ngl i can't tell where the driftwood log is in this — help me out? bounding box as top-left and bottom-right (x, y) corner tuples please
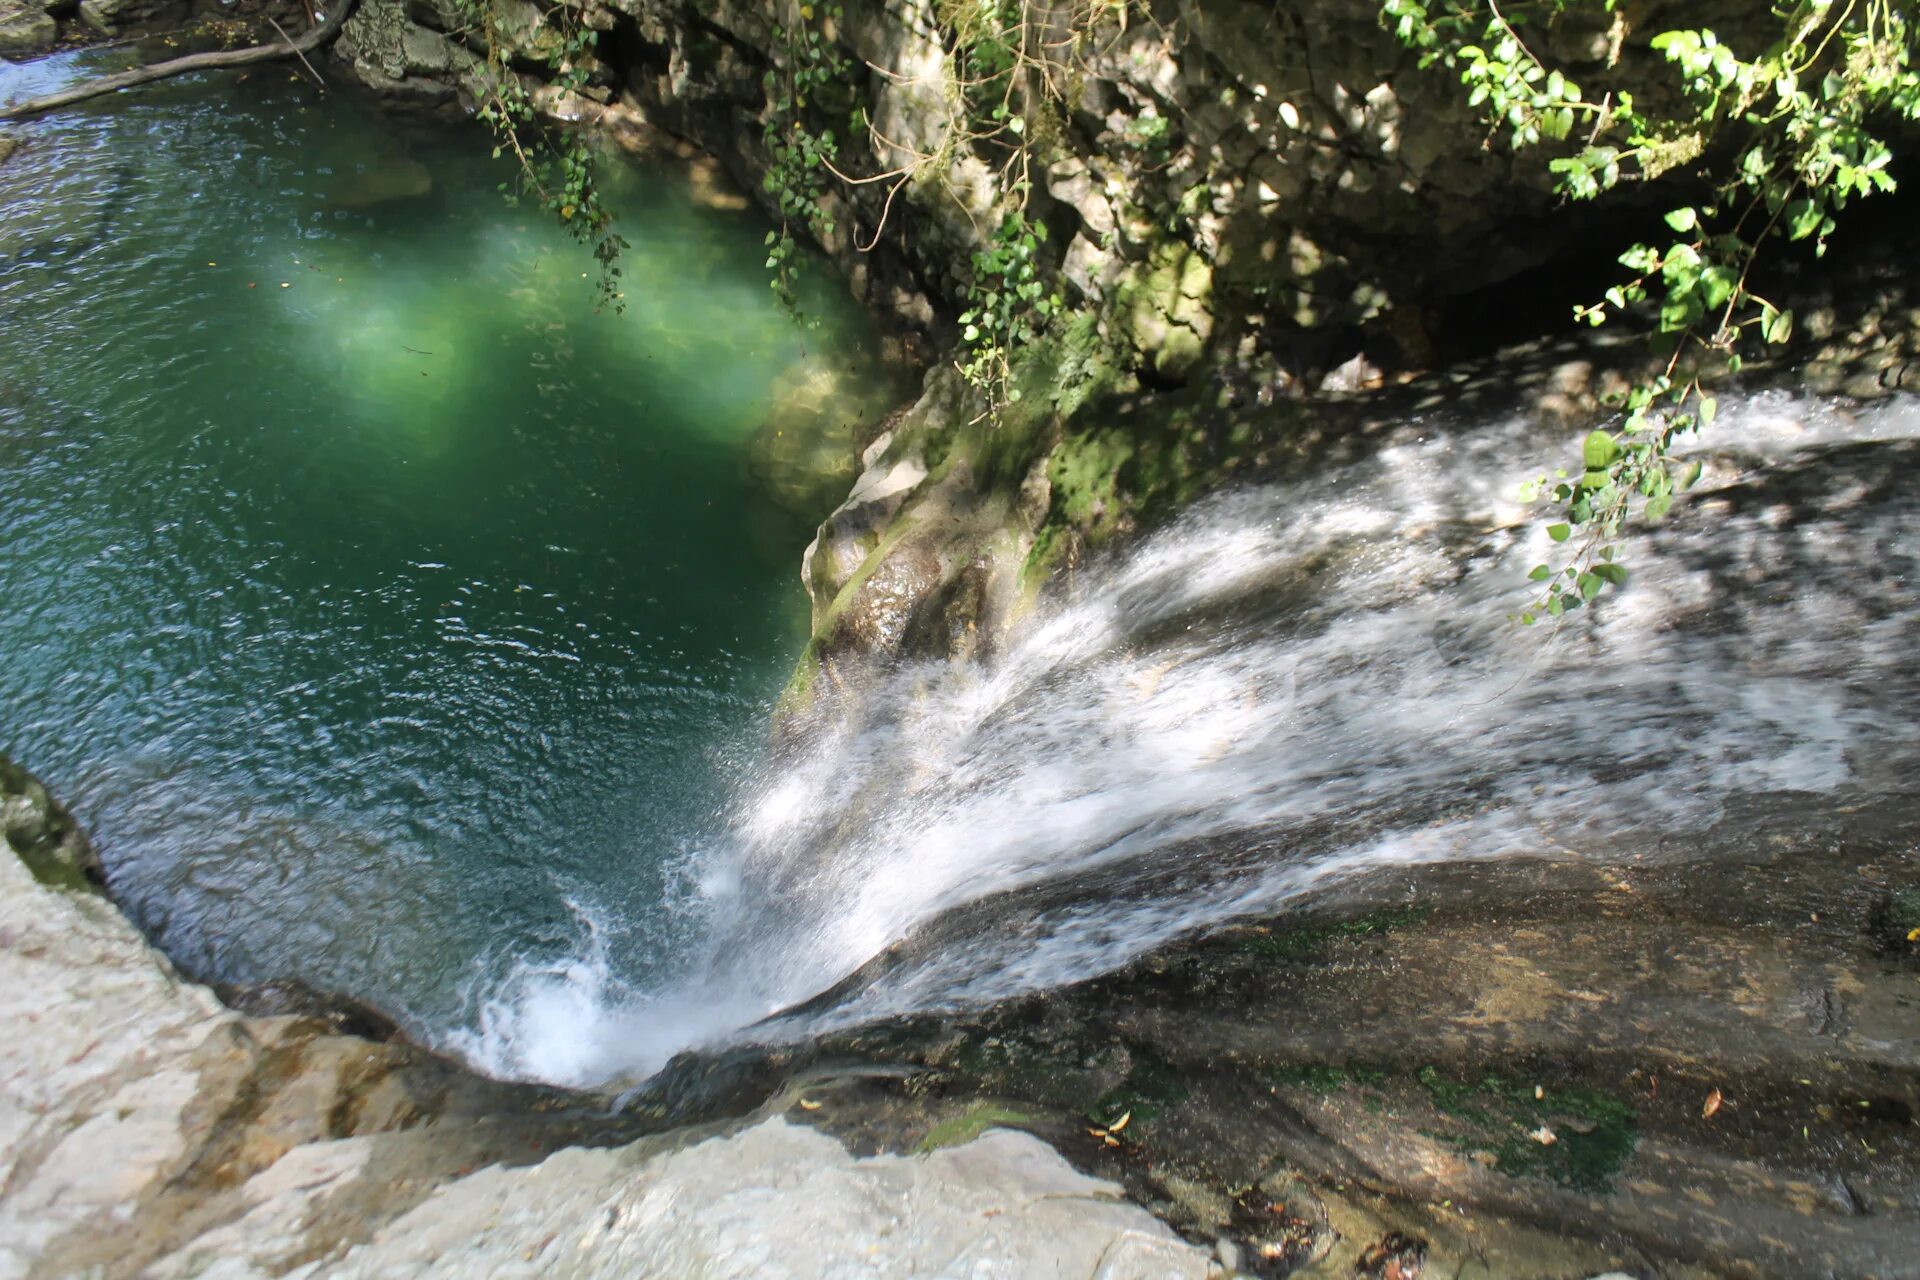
(0, 0), (360, 122)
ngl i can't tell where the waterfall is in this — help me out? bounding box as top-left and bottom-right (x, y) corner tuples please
(457, 388), (1920, 1087)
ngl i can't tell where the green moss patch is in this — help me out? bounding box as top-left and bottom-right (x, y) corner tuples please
(1887, 887), (1920, 935)
(1418, 1067), (1638, 1195)
(1238, 904), (1433, 960)
(1088, 1052), (1191, 1128)
(916, 1101), (1034, 1153)
(1268, 1063), (1389, 1094)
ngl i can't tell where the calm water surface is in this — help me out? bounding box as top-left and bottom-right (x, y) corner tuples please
(0, 54), (896, 1040)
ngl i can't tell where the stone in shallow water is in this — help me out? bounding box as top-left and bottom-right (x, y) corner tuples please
(75, 0), (184, 35)
(0, 0), (56, 55)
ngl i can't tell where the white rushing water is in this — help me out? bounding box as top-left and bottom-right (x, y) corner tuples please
(455, 389), (1920, 1087)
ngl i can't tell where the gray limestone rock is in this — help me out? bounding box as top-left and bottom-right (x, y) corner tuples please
(75, 0), (185, 35)
(0, 0), (55, 55)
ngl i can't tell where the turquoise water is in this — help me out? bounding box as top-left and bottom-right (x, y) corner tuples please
(0, 56), (897, 1038)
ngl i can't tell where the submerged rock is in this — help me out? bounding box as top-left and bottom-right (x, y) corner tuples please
(322, 155), (434, 206)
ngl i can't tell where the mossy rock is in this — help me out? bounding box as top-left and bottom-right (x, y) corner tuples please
(0, 755), (103, 892)
(1417, 1067), (1638, 1195)
(1237, 904), (1433, 960)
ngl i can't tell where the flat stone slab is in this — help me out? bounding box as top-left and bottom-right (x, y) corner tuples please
(295, 1120), (1209, 1280)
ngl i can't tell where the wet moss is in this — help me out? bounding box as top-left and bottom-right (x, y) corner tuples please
(1418, 1067), (1638, 1195)
(1892, 889), (1920, 932)
(916, 1101), (1034, 1153)
(1268, 1063), (1388, 1094)
(2, 756), (102, 892)
(1867, 886), (1920, 958)
(1238, 904), (1433, 960)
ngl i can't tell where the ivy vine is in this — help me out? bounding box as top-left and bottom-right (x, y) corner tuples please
(1383, 0), (1920, 620)
(958, 203), (1062, 419)
(452, 0), (629, 311)
(762, 3), (858, 315)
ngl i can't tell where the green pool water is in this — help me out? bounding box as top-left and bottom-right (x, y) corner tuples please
(0, 55), (898, 1043)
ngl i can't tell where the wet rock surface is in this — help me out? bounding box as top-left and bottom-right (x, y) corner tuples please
(639, 798), (1920, 1278)
(0, 756), (1217, 1279)
(1, 752), (99, 889)
(0, 765), (627, 1279)
(75, 0), (187, 37)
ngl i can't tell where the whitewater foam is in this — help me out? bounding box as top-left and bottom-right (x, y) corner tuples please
(460, 390), (1920, 1087)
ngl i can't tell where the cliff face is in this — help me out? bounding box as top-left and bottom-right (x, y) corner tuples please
(327, 0), (1580, 709)
(343, 0), (1608, 372)
(341, 0), (1806, 361)
(323, 0), (1915, 714)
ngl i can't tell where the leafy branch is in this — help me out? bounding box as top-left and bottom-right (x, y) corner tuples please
(762, 2), (857, 315)
(1384, 0), (1920, 620)
(760, 0), (1136, 416)
(451, 0), (628, 311)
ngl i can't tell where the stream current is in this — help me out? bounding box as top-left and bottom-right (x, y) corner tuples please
(473, 390), (1920, 1085)
(4, 54), (1917, 1091)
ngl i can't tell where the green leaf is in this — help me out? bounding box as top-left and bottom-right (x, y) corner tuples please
(1785, 198), (1824, 240)
(1698, 395), (1718, 425)
(1593, 562), (1629, 585)
(1583, 431), (1621, 469)
(1547, 522), (1572, 543)
(1664, 206), (1699, 232)
(1698, 264), (1737, 312)
(1529, 563), (1553, 581)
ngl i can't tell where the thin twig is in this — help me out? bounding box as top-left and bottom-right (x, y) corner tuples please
(266, 16), (327, 90)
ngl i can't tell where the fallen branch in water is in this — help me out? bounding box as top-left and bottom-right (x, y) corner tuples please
(0, 0), (359, 122)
